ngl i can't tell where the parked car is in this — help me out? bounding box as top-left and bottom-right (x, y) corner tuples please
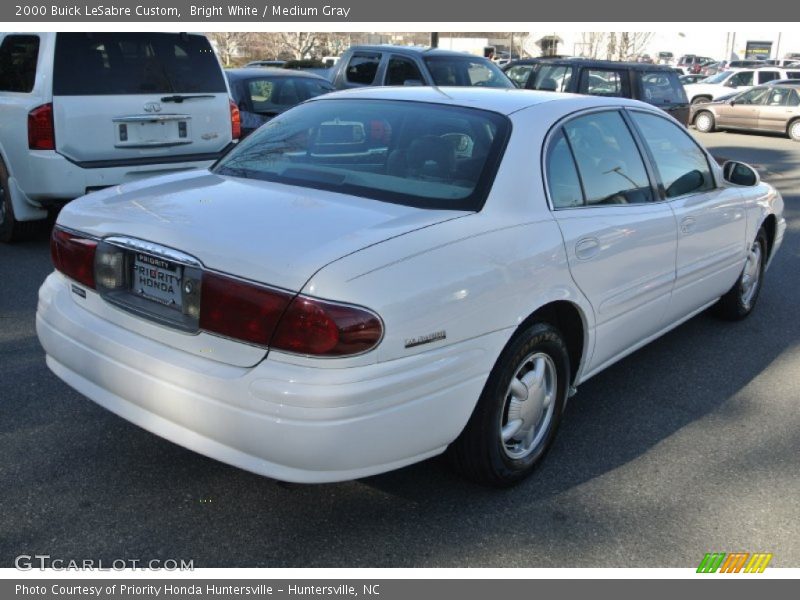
(245, 60), (287, 68)
(37, 88), (785, 486)
(676, 55), (716, 74)
(0, 32), (238, 242)
(656, 51), (674, 65)
(684, 67), (800, 104)
(503, 58), (690, 125)
(680, 74), (707, 85)
(328, 45), (514, 90)
(692, 81), (800, 140)
(226, 68), (333, 137)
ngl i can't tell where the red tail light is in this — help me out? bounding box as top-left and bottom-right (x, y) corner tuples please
(28, 103), (55, 150)
(50, 228), (97, 289)
(200, 272), (292, 346)
(272, 296), (383, 356)
(200, 272), (383, 356)
(229, 99), (241, 140)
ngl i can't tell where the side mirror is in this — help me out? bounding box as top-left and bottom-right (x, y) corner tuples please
(722, 160), (760, 187)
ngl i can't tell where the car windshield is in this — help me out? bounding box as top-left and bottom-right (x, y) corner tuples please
(213, 99), (510, 211)
(703, 71), (732, 84)
(423, 56), (513, 88)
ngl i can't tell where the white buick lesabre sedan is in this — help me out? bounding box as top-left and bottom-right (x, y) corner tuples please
(37, 87), (785, 486)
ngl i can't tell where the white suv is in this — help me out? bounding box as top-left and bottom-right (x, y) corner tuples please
(684, 67), (800, 104)
(0, 32), (240, 242)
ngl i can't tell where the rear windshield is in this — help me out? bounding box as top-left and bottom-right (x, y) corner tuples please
(53, 33), (226, 95)
(639, 72), (687, 105)
(213, 99), (510, 211)
(238, 76), (333, 114)
(423, 56), (513, 88)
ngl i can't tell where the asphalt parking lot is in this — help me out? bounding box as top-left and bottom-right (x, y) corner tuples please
(1, 130), (798, 568)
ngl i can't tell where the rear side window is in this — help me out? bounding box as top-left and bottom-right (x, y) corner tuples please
(630, 111), (714, 199)
(639, 72), (687, 105)
(563, 111), (652, 205)
(785, 89), (800, 107)
(579, 69), (629, 98)
(53, 33), (226, 95)
(0, 34), (39, 93)
(532, 64), (571, 92)
(345, 53), (381, 85)
(758, 71), (780, 84)
(787, 71), (800, 79)
(545, 130), (583, 208)
(385, 57), (423, 86)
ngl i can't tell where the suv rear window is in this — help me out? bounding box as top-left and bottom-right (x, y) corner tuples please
(213, 99), (510, 211)
(53, 33), (226, 95)
(0, 34), (39, 93)
(639, 72), (687, 105)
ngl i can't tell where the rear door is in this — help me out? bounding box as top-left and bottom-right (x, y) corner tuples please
(51, 33), (232, 165)
(757, 87), (800, 131)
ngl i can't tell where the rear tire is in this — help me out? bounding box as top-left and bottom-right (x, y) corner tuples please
(715, 228), (767, 320)
(789, 119), (800, 142)
(0, 160), (42, 243)
(448, 322), (570, 487)
(694, 111), (716, 133)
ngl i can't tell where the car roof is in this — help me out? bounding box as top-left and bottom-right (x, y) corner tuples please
(225, 68), (330, 81)
(766, 79), (800, 86)
(308, 85), (655, 116)
(503, 58), (679, 72)
(346, 44), (481, 58)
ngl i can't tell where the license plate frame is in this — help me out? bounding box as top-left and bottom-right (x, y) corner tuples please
(131, 252), (184, 312)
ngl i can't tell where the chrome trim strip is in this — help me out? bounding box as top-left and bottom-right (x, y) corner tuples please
(103, 236), (203, 267)
(112, 114), (192, 122)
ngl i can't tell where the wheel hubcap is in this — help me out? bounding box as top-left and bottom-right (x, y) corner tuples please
(500, 352), (557, 460)
(740, 240), (762, 308)
(792, 122), (800, 140)
(697, 115), (711, 130)
(0, 183), (6, 226)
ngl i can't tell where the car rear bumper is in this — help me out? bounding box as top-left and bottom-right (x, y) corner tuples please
(15, 149), (229, 207)
(36, 272), (501, 483)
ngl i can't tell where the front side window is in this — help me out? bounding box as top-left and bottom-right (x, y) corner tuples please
(727, 71), (754, 87)
(735, 86), (770, 105)
(385, 57), (423, 86)
(0, 34), (39, 93)
(630, 111), (714, 199)
(562, 111), (652, 205)
(505, 64), (533, 88)
(579, 69), (628, 97)
(345, 53), (381, 85)
(213, 99), (510, 211)
(532, 65), (571, 92)
(53, 33), (226, 95)
(424, 56), (513, 88)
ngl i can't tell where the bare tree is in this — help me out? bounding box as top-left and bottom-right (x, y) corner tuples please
(207, 32), (255, 66)
(278, 32), (320, 59)
(606, 32), (617, 61)
(578, 32), (607, 58)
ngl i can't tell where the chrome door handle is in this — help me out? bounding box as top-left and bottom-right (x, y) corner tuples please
(575, 237), (600, 260)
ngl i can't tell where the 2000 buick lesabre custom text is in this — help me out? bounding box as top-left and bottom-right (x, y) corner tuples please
(36, 88), (785, 486)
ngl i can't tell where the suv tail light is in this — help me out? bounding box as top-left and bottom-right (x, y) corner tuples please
(229, 99), (241, 140)
(28, 103), (55, 150)
(199, 272), (383, 356)
(50, 228), (97, 289)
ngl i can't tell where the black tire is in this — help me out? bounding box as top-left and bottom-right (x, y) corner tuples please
(715, 228), (768, 320)
(694, 111), (716, 133)
(448, 322), (570, 487)
(0, 160), (42, 243)
(691, 96), (711, 105)
(788, 119), (800, 142)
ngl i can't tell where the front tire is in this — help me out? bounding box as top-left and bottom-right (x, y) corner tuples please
(691, 96), (711, 105)
(694, 111), (716, 133)
(448, 322), (570, 487)
(715, 228), (767, 320)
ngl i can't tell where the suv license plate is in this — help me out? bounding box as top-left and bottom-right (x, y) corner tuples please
(131, 252), (183, 310)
